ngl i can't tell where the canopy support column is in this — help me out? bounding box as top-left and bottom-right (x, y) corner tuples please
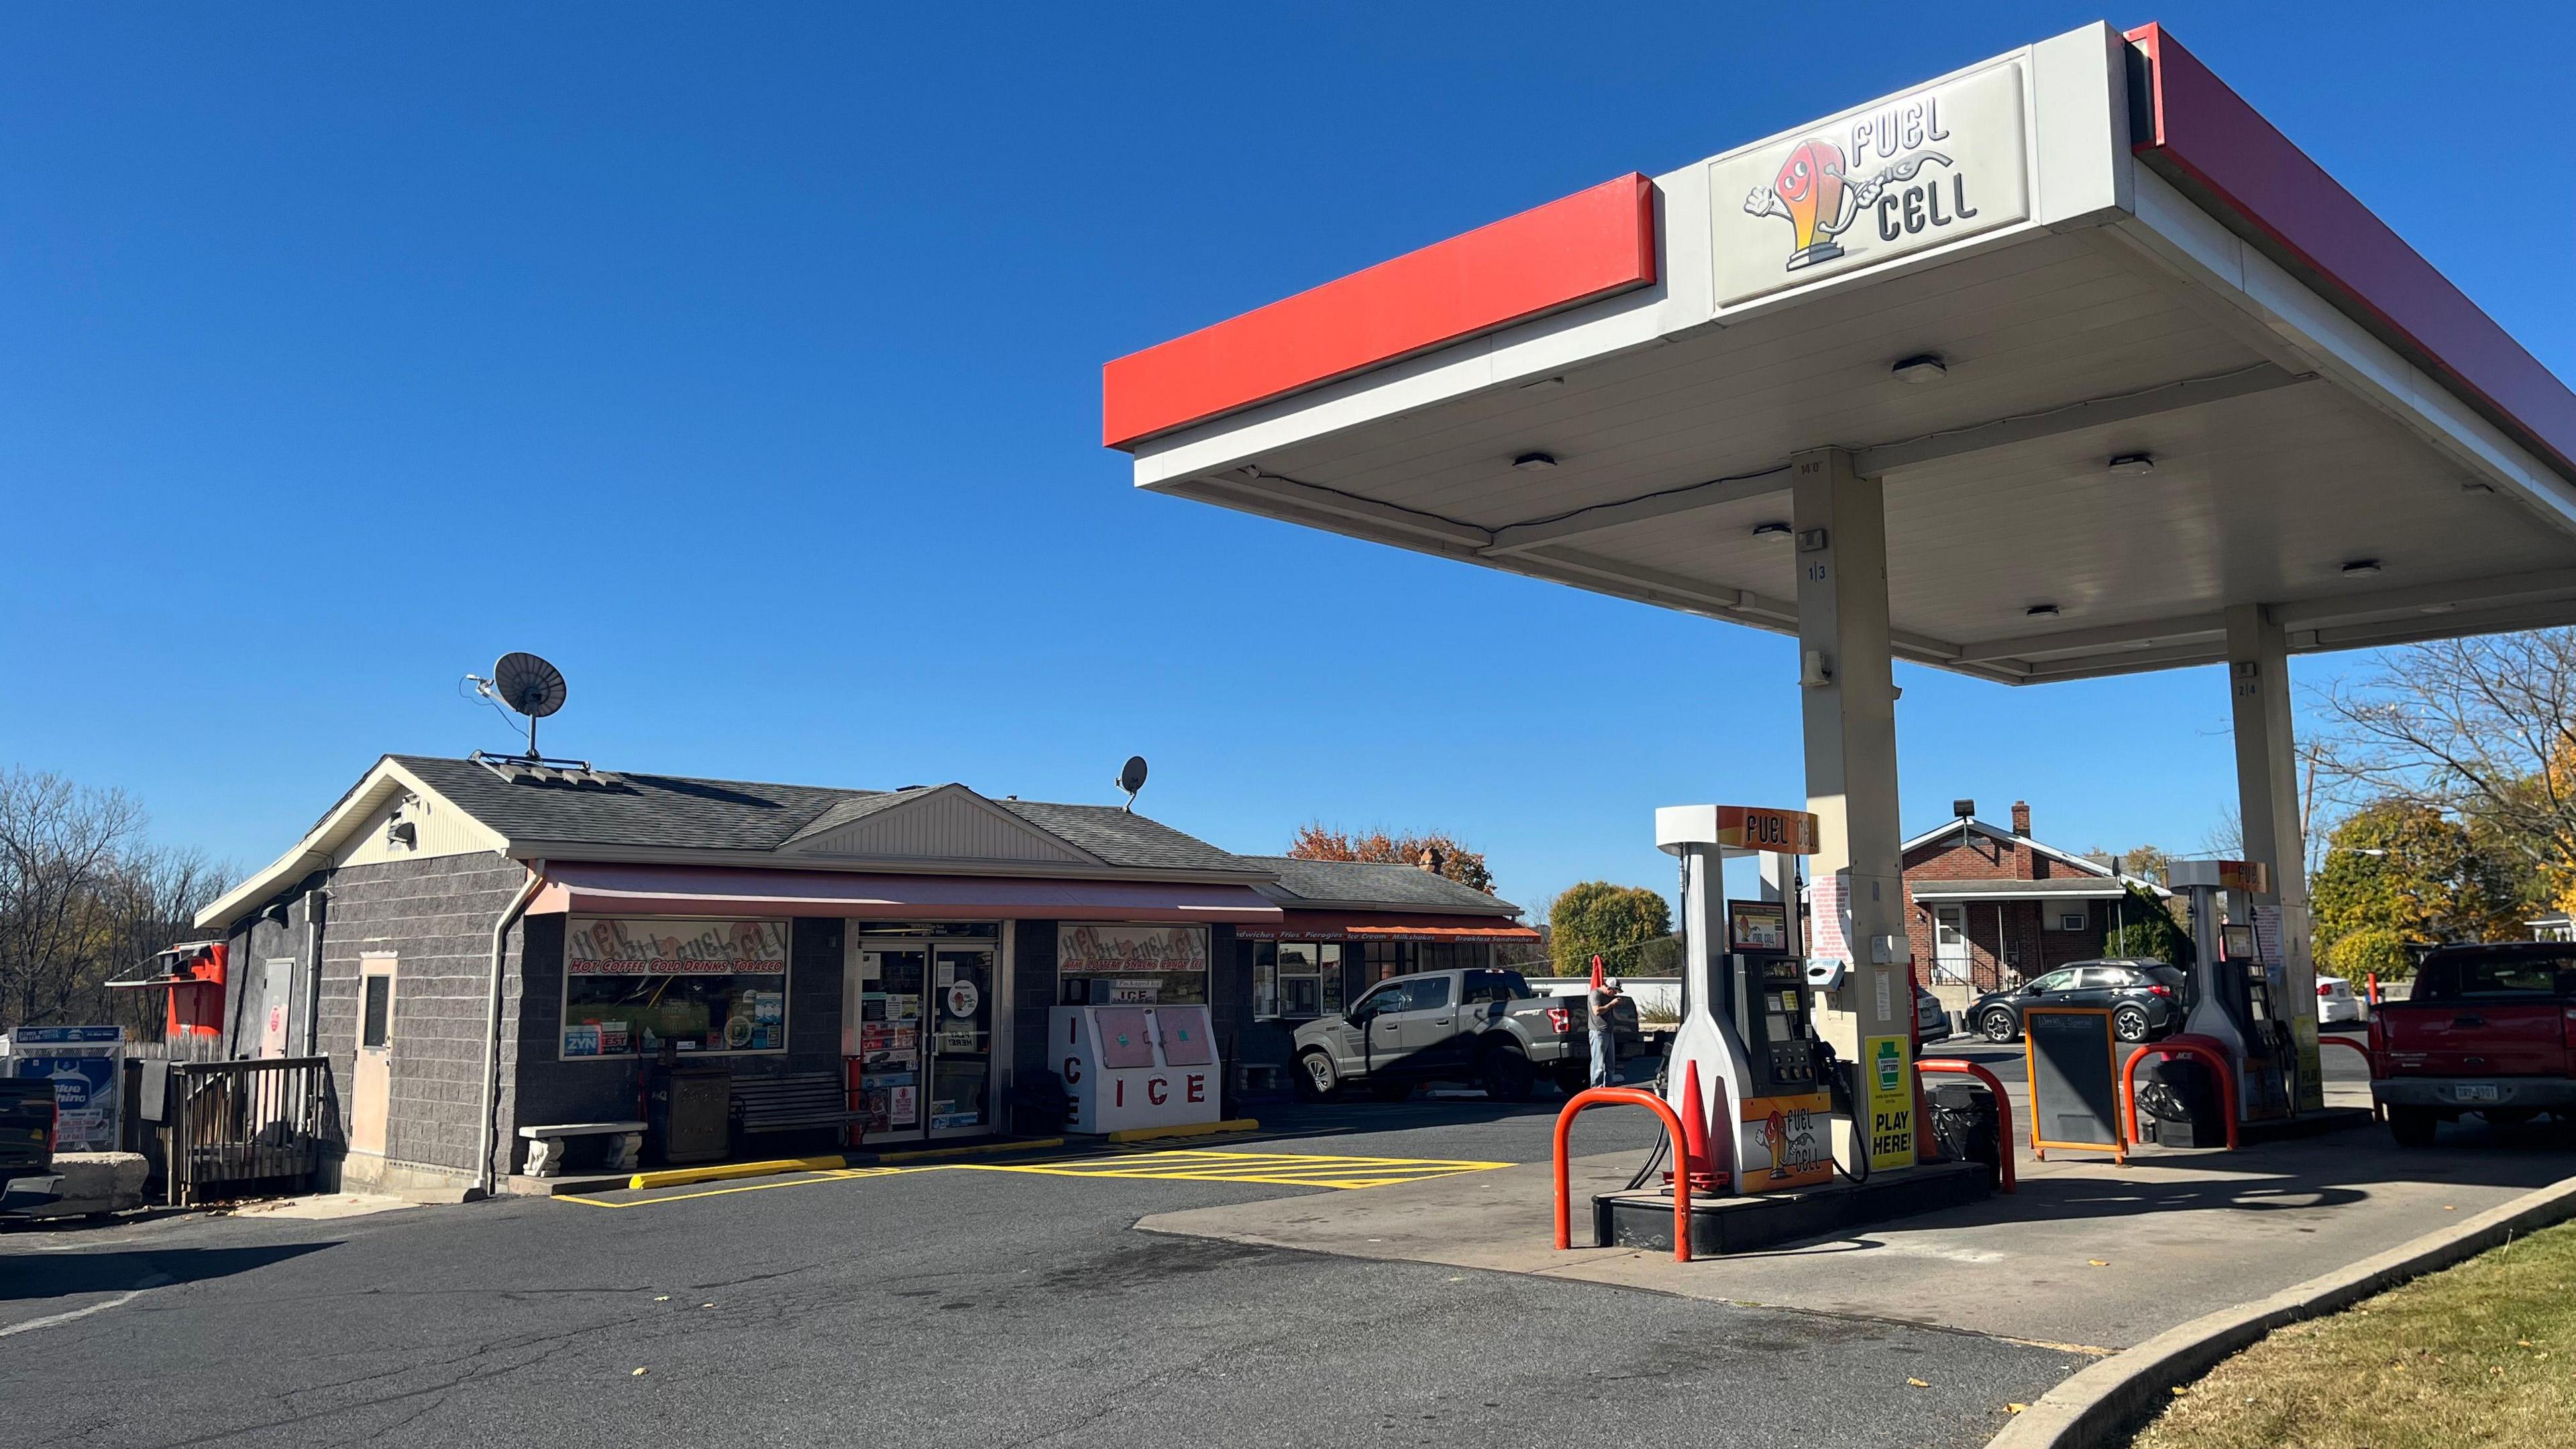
(2225, 604), (2325, 1108)
(1792, 447), (1917, 1171)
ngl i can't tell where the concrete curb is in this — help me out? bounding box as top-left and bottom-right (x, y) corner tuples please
(1988, 1168), (2576, 1449)
(1106, 1119), (1260, 1144)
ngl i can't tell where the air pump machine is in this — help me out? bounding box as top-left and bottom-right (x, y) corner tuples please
(2165, 859), (2298, 1122)
(1656, 804), (1837, 1193)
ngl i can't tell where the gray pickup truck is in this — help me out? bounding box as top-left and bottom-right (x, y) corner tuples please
(1, 1077), (60, 1217)
(1291, 967), (1638, 1102)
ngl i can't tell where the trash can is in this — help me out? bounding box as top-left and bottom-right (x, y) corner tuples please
(1927, 1081), (2001, 1187)
(649, 1059), (731, 1165)
(2134, 1055), (2225, 1147)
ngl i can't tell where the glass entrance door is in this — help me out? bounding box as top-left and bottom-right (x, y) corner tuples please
(855, 945), (928, 1145)
(926, 945), (995, 1138)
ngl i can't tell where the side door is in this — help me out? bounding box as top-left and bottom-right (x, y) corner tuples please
(1389, 973), (1462, 1073)
(1343, 982), (1405, 1075)
(2064, 966), (2125, 1012)
(1932, 907), (1971, 983)
(350, 954), (398, 1159)
(2019, 968), (2078, 1021)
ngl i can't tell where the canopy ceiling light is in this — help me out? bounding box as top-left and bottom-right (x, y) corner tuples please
(1890, 353), (1949, 384)
(2025, 604), (2061, 619)
(2341, 558), (2383, 576)
(1751, 521), (1792, 538)
(2106, 453), (2157, 477)
(1513, 451), (1557, 471)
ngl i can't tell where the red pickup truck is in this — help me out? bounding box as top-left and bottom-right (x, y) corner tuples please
(2371, 944), (2576, 1146)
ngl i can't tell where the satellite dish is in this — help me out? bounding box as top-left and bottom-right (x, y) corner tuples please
(470, 652), (568, 757)
(1116, 755), (1148, 811)
(494, 653), (568, 718)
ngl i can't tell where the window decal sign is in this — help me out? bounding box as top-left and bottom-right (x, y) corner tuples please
(1057, 924), (1208, 975)
(1713, 61), (2029, 306)
(568, 919), (788, 976)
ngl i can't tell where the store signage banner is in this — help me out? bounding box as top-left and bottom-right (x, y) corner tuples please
(1712, 60), (2028, 307)
(7, 1029), (122, 1153)
(1058, 924), (1208, 975)
(568, 918), (788, 976)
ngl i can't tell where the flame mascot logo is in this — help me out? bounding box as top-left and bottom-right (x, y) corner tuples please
(1760, 1109), (1790, 1180)
(1746, 139), (1953, 271)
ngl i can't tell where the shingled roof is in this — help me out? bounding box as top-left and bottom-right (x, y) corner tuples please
(387, 755), (1260, 875)
(1245, 855), (1522, 916)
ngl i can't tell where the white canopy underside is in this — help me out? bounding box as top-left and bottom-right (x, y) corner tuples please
(1142, 219), (2576, 684)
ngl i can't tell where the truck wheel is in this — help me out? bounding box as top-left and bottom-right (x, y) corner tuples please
(2389, 1106), (2438, 1148)
(1481, 1044), (1536, 1102)
(1295, 1051), (1339, 1102)
(1980, 1009), (2018, 1044)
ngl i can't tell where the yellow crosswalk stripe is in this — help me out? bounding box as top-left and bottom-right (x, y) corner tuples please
(558, 1146), (1511, 1208)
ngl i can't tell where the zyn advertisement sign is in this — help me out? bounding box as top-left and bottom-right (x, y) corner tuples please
(1713, 61), (2028, 307)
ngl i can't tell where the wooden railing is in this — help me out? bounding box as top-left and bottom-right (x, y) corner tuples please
(166, 1057), (331, 1205)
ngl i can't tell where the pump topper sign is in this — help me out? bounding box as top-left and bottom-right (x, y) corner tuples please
(1713, 62), (2028, 307)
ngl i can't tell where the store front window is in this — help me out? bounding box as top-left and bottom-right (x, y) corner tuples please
(561, 918), (788, 1059)
(1251, 942), (1344, 1020)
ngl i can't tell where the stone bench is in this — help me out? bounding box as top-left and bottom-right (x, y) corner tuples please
(517, 1120), (646, 1177)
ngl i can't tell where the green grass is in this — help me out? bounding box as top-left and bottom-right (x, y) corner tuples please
(2126, 1218), (2576, 1449)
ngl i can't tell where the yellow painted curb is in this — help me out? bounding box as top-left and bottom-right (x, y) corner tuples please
(625, 1155), (847, 1191)
(870, 1136), (1065, 1164)
(1105, 1118), (1260, 1144)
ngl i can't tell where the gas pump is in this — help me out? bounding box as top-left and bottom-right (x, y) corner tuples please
(2167, 859), (2296, 1122)
(1658, 805), (1835, 1193)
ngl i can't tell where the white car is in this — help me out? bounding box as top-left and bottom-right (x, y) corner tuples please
(2316, 975), (2369, 1024)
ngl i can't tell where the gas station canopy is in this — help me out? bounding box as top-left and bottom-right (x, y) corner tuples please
(1104, 23), (2576, 685)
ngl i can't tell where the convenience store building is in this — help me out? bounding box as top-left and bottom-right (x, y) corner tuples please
(193, 753), (1530, 1193)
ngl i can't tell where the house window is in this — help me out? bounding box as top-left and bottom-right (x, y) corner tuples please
(2053, 908), (2089, 933)
(360, 974), (393, 1049)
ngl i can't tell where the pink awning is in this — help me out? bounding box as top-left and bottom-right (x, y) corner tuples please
(529, 862), (1283, 925)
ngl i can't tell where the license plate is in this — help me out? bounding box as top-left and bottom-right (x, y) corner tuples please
(2455, 1084), (2500, 1103)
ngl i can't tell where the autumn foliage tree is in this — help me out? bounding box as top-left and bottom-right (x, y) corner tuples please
(2310, 798), (2526, 981)
(1285, 824), (1494, 893)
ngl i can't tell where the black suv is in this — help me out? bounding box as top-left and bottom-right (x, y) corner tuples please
(1969, 959), (2188, 1044)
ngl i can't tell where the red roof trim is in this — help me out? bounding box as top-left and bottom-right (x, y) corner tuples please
(1102, 173), (1658, 449)
(2126, 23), (2576, 479)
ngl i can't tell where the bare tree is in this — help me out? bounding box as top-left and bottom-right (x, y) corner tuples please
(0, 769), (233, 1030)
(2310, 630), (2576, 887)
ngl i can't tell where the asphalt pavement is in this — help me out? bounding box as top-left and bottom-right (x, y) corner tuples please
(1, 1098), (2082, 1449)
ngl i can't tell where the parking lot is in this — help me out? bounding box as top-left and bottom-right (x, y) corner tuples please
(3, 1097), (2082, 1449)
(14, 1027), (2566, 1449)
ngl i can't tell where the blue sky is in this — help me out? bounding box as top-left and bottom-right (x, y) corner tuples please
(5, 3), (2571, 916)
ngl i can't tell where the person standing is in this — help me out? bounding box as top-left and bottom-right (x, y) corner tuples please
(1589, 975), (1627, 1087)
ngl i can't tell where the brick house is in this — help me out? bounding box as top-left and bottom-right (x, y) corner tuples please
(1902, 801), (2165, 1010)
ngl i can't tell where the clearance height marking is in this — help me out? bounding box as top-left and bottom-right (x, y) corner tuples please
(558, 1150), (1510, 1208)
